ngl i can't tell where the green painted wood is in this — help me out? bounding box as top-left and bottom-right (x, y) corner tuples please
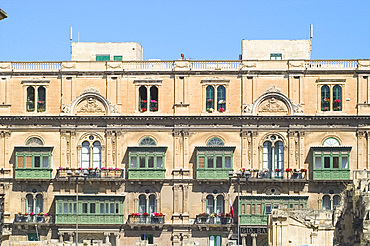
(128, 169), (165, 179)
(55, 214), (123, 224)
(15, 169), (52, 179)
(313, 170), (350, 180)
(196, 169), (233, 179)
(240, 214), (267, 225)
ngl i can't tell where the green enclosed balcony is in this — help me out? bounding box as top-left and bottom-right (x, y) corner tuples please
(55, 195), (124, 225)
(312, 146), (351, 180)
(128, 146), (167, 180)
(14, 146), (53, 180)
(196, 146), (235, 180)
(239, 195), (308, 226)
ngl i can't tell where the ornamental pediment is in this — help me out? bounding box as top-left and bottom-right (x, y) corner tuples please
(257, 97), (289, 116)
(75, 97), (106, 115)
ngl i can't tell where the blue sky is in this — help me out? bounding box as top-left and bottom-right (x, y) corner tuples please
(1, 0), (370, 61)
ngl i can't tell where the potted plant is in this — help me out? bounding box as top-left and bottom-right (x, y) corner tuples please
(206, 108), (214, 113)
(219, 107), (225, 113)
(197, 213), (209, 224)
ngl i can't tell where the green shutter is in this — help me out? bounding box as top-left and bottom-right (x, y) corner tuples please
(96, 55), (110, 61)
(114, 56), (123, 61)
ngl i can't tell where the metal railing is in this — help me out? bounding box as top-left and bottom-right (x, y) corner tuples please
(195, 215), (233, 225)
(14, 214), (52, 223)
(128, 215), (165, 224)
(56, 168), (124, 179)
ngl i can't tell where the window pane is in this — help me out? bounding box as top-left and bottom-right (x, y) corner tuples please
(90, 203), (96, 213)
(150, 86), (158, 112)
(26, 194), (34, 213)
(333, 195), (341, 208)
(35, 195), (43, 213)
(216, 196), (224, 214)
(115, 203), (119, 213)
(266, 204), (271, 214)
(198, 157), (205, 168)
(206, 85), (215, 111)
(82, 203), (88, 213)
(207, 157), (214, 168)
(333, 157), (339, 168)
(147, 235), (153, 244)
(139, 157), (146, 168)
(216, 156), (222, 168)
(148, 156), (154, 168)
(37, 86), (46, 112)
(324, 157), (330, 168)
(139, 86), (147, 112)
(333, 85), (342, 111)
(315, 156), (322, 169)
(342, 156), (348, 169)
(321, 85), (330, 111)
(157, 156), (163, 168)
(81, 141), (90, 169)
(113, 56), (122, 61)
(42, 156), (48, 168)
(139, 195), (146, 213)
(242, 204), (245, 214)
(96, 55), (110, 61)
(106, 203), (109, 214)
(73, 203), (76, 214)
(100, 203), (105, 214)
(110, 203), (114, 214)
(63, 203), (68, 214)
(206, 195), (214, 214)
(217, 85), (226, 111)
(26, 156), (32, 168)
(257, 204), (261, 214)
(322, 195), (331, 210)
(252, 204), (255, 214)
(149, 195), (156, 213)
(92, 142), (101, 169)
(131, 156), (137, 168)
(216, 235), (221, 246)
(34, 156), (40, 168)
(209, 236), (215, 246)
(225, 156), (231, 168)
(26, 87), (35, 112)
(17, 156), (24, 168)
(246, 204), (251, 214)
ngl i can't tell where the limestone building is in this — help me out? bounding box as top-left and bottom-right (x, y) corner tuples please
(0, 39), (369, 246)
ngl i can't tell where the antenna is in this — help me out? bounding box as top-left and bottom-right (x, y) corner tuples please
(78, 31), (80, 42)
(310, 24), (313, 40)
(70, 26), (73, 57)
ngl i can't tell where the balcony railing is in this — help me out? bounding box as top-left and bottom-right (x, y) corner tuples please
(195, 215), (233, 225)
(56, 168), (124, 179)
(14, 214), (52, 223)
(247, 170), (307, 180)
(128, 215), (165, 225)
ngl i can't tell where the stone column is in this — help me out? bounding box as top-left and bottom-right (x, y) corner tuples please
(68, 232), (73, 242)
(104, 232), (110, 245)
(242, 236), (247, 246)
(59, 233), (64, 243)
(114, 232), (120, 246)
(251, 234), (257, 246)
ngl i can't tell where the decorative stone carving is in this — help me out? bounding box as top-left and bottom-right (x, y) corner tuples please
(266, 85), (281, 93)
(292, 103), (304, 113)
(61, 104), (71, 113)
(243, 104), (253, 113)
(76, 97), (105, 114)
(258, 97), (288, 115)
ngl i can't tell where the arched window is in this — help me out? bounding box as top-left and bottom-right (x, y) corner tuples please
(322, 195), (331, 210)
(333, 85), (342, 111)
(37, 86), (46, 112)
(207, 137), (224, 146)
(149, 195), (156, 213)
(139, 137), (157, 146)
(206, 195), (214, 214)
(150, 86), (158, 112)
(216, 195), (225, 214)
(321, 85), (330, 111)
(217, 86), (226, 112)
(26, 194), (34, 214)
(80, 136), (102, 169)
(26, 87), (35, 112)
(81, 141), (90, 169)
(333, 195), (341, 208)
(35, 194), (43, 214)
(206, 85), (215, 112)
(26, 137), (43, 146)
(323, 137), (340, 147)
(262, 135), (284, 179)
(139, 86), (148, 112)
(138, 194), (157, 214)
(206, 195), (224, 215)
(139, 195), (147, 214)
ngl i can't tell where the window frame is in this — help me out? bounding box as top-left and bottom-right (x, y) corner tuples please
(96, 55), (110, 61)
(135, 81), (162, 113)
(80, 135), (102, 169)
(316, 80), (345, 113)
(23, 82), (49, 113)
(270, 53), (282, 60)
(202, 80), (229, 114)
(313, 147), (350, 171)
(15, 147), (52, 170)
(128, 147), (166, 170)
(196, 146), (235, 170)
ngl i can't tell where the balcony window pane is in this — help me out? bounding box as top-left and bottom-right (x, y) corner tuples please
(257, 204), (261, 214)
(149, 195), (156, 213)
(333, 85), (342, 111)
(242, 204), (245, 214)
(342, 156), (348, 168)
(266, 204), (271, 214)
(216, 196), (224, 214)
(140, 157), (146, 168)
(100, 203), (105, 214)
(225, 156), (231, 168)
(139, 195), (146, 213)
(216, 156), (222, 168)
(82, 203), (88, 213)
(246, 204), (251, 214)
(17, 156), (24, 168)
(324, 157), (330, 168)
(106, 204), (109, 214)
(42, 156), (48, 168)
(217, 85), (226, 111)
(131, 156), (137, 168)
(198, 157), (205, 168)
(26, 156), (32, 168)
(35, 194), (43, 213)
(333, 195), (341, 208)
(90, 203), (96, 213)
(157, 156), (163, 168)
(63, 203), (68, 214)
(333, 157), (339, 168)
(115, 203), (119, 213)
(73, 203), (76, 214)
(110, 203), (114, 214)
(315, 156), (322, 169)
(321, 85), (330, 111)
(34, 156), (40, 168)
(206, 195), (214, 214)
(26, 194), (34, 213)
(148, 156), (154, 168)
(207, 157), (214, 168)
(322, 195), (331, 210)
(252, 204), (255, 214)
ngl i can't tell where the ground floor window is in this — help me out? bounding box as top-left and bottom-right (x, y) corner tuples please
(141, 234), (153, 244)
(209, 235), (221, 246)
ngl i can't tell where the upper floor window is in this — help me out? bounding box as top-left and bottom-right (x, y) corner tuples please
(139, 85), (158, 112)
(26, 194), (43, 214)
(129, 137), (166, 170)
(139, 194), (157, 214)
(206, 85), (226, 113)
(206, 195), (225, 215)
(270, 53), (282, 60)
(321, 84), (342, 112)
(26, 86), (46, 112)
(81, 135), (101, 169)
(207, 137), (224, 146)
(262, 135), (284, 179)
(16, 137), (51, 170)
(322, 194), (341, 210)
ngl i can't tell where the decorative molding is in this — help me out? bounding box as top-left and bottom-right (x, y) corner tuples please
(258, 98), (288, 113)
(76, 97), (104, 114)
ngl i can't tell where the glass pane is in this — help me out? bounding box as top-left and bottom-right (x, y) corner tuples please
(110, 203), (114, 214)
(333, 85), (342, 111)
(209, 236), (215, 246)
(139, 86), (148, 112)
(207, 137), (224, 146)
(207, 157), (214, 168)
(225, 156), (231, 168)
(82, 203), (88, 213)
(36, 195), (43, 213)
(157, 156), (163, 168)
(266, 204), (271, 214)
(216, 236), (221, 246)
(206, 85), (215, 111)
(252, 204), (255, 214)
(333, 157), (339, 168)
(324, 157), (330, 168)
(198, 157), (205, 168)
(139, 156), (146, 168)
(73, 203), (76, 214)
(42, 156), (48, 168)
(315, 156), (322, 169)
(106, 203), (109, 214)
(246, 204), (251, 214)
(90, 203), (96, 213)
(26, 87), (35, 112)
(100, 203), (105, 214)
(342, 156), (348, 169)
(257, 204), (261, 214)
(217, 85), (226, 111)
(206, 195), (214, 214)
(58, 203), (62, 214)
(92, 142), (101, 169)
(69, 203), (73, 214)
(139, 137), (156, 146)
(321, 85), (330, 111)
(116, 203), (119, 213)
(216, 196), (224, 214)
(139, 195), (146, 213)
(34, 156), (40, 168)
(333, 195), (341, 208)
(149, 195), (156, 213)
(150, 86), (158, 112)
(131, 156), (137, 168)
(147, 235), (153, 244)
(26, 156), (32, 168)
(148, 156), (154, 168)
(26, 194), (34, 213)
(113, 56), (122, 61)
(81, 141), (90, 168)
(242, 204), (245, 214)
(322, 195), (331, 210)
(63, 203), (68, 214)
(216, 156), (222, 168)
(17, 156), (24, 168)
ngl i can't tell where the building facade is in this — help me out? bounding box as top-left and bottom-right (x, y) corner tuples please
(0, 41), (369, 245)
